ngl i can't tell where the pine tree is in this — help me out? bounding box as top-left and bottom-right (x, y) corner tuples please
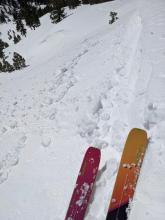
(16, 19), (27, 36)
(2, 59), (15, 72)
(67, 0), (80, 9)
(109, 11), (118, 24)
(13, 31), (21, 44)
(0, 10), (7, 23)
(13, 52), (26, 70)
(13, 9), (19, 21)
(8, 30), (12, 40)
(49, 0), (66, 23)
(21, 3), (40, 29)
(81, 0), (89, 4)
(0, 50), (4, 59)
(0, 60), (3, 72)
(0, 39), (9, 58)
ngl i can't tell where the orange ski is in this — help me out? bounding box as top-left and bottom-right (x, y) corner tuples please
(106, 128), (148, 220)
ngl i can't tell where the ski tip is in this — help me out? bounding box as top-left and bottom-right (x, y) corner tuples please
(86, 146), (101, 157)
(129, 128), (148, 138)
(86, 146), (101, 154)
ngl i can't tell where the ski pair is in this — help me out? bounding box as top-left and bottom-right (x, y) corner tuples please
(65, 128), (148, 220)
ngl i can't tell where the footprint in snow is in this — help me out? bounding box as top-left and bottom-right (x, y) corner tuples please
(0, 132), (27, 184)
(41, 135), (51, 148)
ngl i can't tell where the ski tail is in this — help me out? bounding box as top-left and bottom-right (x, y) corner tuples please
(106, 128), (148, 220)
(65, 147), (101, 220)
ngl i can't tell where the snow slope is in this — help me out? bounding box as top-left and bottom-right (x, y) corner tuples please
(0, 0), (165, 219)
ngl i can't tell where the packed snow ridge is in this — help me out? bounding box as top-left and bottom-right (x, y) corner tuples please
(0, 0), (165, 219)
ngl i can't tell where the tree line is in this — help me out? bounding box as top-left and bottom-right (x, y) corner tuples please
(0, 0), (114, 26)
(0, 0), (114, 73)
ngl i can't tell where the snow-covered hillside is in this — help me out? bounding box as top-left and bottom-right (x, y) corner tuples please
(0, 0), (165, 219)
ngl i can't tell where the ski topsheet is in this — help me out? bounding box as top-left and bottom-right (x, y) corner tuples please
(106, 128), (148, 220)
(65, 147), (101, 220)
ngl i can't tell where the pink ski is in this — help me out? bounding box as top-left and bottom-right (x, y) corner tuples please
(65, 147), (101, 220)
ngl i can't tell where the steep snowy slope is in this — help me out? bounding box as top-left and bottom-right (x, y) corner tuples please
(0, 0), (165, 219)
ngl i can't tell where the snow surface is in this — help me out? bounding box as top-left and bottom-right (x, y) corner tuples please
(0, 0), (165, 219)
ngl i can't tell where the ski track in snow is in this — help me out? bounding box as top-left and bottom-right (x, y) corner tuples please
(0, 0), (165, 219)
